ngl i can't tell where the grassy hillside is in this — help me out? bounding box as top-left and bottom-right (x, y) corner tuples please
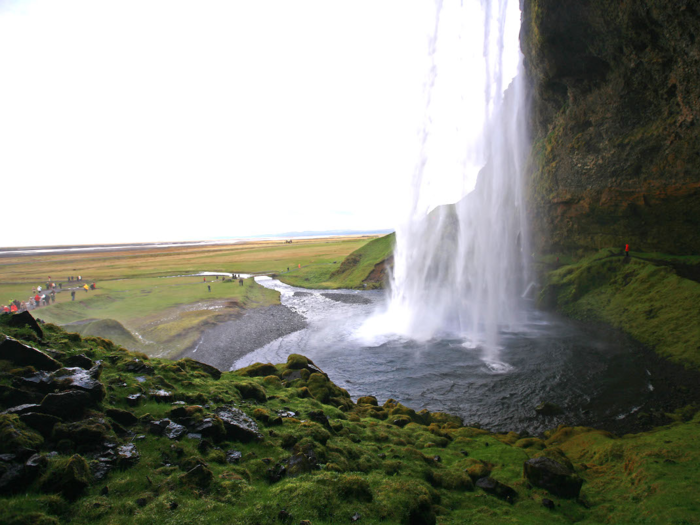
(279, 234), (394, 290)
(538, 249), (700, 368)
(1, 314), (699, 524)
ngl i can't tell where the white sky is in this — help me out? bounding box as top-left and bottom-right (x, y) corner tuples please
(0, 0), (520, 247)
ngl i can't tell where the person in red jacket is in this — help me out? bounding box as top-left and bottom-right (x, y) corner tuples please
(625, 244), (629, 257)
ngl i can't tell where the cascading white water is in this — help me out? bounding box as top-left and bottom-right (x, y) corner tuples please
(363, 0), (530, 357)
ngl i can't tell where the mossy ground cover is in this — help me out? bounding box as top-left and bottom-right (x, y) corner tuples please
(279, 234), (394, 290)
(538, 248), (700, 368)
(2, 315), (699, 524)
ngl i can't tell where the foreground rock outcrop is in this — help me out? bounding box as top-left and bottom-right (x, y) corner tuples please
(1, 312), (699, 524)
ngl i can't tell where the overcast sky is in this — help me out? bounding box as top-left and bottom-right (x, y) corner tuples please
(0, 0), (520, 247)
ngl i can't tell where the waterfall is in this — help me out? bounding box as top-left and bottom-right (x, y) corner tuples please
(364, 0), (529, 357)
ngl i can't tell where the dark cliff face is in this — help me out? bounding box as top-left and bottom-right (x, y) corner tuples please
(521, 0), (700, 255)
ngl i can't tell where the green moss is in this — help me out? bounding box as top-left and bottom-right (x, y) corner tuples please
(0, 414), (44, 454)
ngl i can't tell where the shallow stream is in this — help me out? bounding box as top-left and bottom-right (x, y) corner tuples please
(235, 277), (662, 434)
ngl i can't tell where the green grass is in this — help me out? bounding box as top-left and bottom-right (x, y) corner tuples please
(280, 233), (394, 289)
(539, 248), (700, 368)
(1, 317), (699, 524)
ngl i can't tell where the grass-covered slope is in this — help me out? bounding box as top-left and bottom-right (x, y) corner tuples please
(538, 249), (700, 369)
(2, 313), (700, 524)
(280, 233), (394, 289)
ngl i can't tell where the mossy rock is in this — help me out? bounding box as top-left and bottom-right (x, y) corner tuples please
(235, 382), (267, 402)
(262, 375), (282, 388)
(515, 437), (547, 449)
(466, 461), (492, 481)
(39, 454), (91, 500)
(306, 373), (351, 407)
(285, 354), (310, 370)
(357, 396), (378, 406)
(5, 513), (59, 525)
(236, 362), (279, 378)
(431, 470), (474, 491)
(178, 358), (222, 380)
(52, 418), (112, 447)
(180, 464), (214, 489)
(0, 414), (43, 454)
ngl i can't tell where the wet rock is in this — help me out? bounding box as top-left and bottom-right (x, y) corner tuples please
(91, 458), (113, 481)
(180, 463), (213, 488)
(6, 311), (44, 339)
(215, 407), (263, 442)
(307, 410), (332, 429)
(149, 389), (173, 403)
(535, 402), (563, 416)
(2, 404), (41, 416)
(126, 393), (143, 407)
(124, 359), (153, 375)
(19, 412), (61, 437)
(39, 390), (93, 419)
(475, 477), (517, 503)
(351, 512), (362, 522)
(277, 409), (297, 418)
(64, 354), (94, 369)
(150, 419), (187, 440)
(226, 450), (242, 464)
(0, 336), (60, 371)
(53, 367), (105, 402)
(524, 457), (583, 498)
(287, 445), (318, 477)
(542, 498), (555, 509)
(106, 408), (138, 427)
(116, 444), (140, 467)
(0, 460), (25, 494)
(13, 371), (55, 394)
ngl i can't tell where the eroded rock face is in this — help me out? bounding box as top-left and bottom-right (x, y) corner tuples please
(522, 0), (700, 255)
(524, 456), (583, 498)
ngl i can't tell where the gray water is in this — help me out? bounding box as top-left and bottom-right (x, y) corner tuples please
(236, 277), (654, 434)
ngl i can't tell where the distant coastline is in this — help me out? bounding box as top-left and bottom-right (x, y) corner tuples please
(0, 229), (393, 257)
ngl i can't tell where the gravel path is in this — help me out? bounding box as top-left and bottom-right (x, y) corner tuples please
(178, 305), (307, 371)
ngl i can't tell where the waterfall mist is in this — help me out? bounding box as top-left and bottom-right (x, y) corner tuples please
(363, 0), (530, 358)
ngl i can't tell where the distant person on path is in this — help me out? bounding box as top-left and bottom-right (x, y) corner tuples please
(239, 278), (243, 286)
(203, 277), (206, 282)
(90, 282), (96, 290)
(625, 244), (629, 257)
(50, 291), (56, 303)
(59, 283), (62, 289)
(71, 291), (76, 301)
(83, 284), (89, 292)
(2, 305), (9, 314)
(34, 293), (41, 306)
(207, 285), (211, 292)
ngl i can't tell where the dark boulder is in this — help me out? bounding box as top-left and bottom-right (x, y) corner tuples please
(106, 408), (138, 427)
(215, 407), (263, 442)
(0, 385), (44, 406)
(126, 393), (143, 407)
(475, 477), (518, 503)
(524, 457), (583, 498)
(116, 444), (140, 467)
(150, 419), (187, 440)
(0, 336), (60, 371)
(7, 311), (44, 339)
(2, 404), (41, 416)
(52, 418), (111, 447)
(19, 412), (62, 437)
(226, 450), (242, 464)
(149, 389), (173, 403)
(194, 417), (226, 442)
(52, 367), (105, 402)
(39, 390), (93, 419)
(64, 354), (94, 369)
(13, 371), (55, 394)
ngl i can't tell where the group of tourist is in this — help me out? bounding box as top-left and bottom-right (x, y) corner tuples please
(2, 274), (95, 315)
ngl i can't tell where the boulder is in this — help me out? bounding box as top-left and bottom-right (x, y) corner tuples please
(52, 367), (106, 402)
(357, 396), (379, 406)
(52, 418), (111, 447)
(0, 385), (44, 406)
(226, 450), (242, 464)
(64, 354), (94, 369)
(19, 412), (62, 437)
(126, 393), (143, 407)
(105, 408), (138, 426)
(149, 389), (173, 403)
(475, 477), (518, 503)
(116, 444), (140, 467)
(13, 371), (55, 394)
(180, 463), (213, 488)
(179, 358), (222, 380)
(7, 311), (44, 339)
(215, 407), (263, 442)
(194, 417), (226, 442)
(523, 457), (583, 498)
(39, 390), (93, 419)
(2, 404), (41, 416)
(40, 454), (91, 500)
(0, 336), (60, 371)
(150, 419), (187, 440)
